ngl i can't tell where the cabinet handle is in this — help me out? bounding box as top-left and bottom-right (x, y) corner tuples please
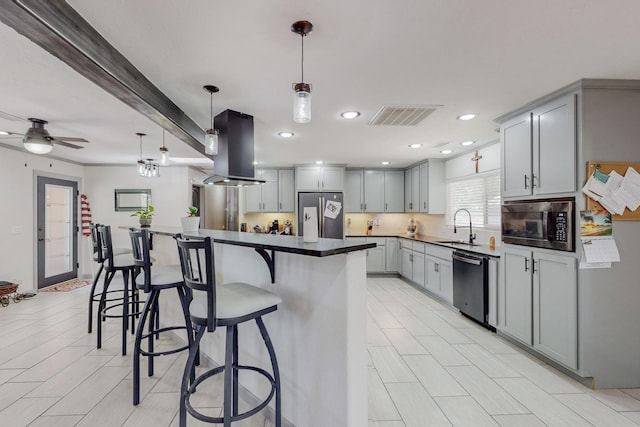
(524, 174), (529, 189)
(279, 202), (282, 210)
(435, 263), (439, 272)
(532, 259), (538, 273)
(317, 179), (320, 189)
(524, 258), (529, 272)
(364, 203), (367, 211)
(322, 179), (324, 188)
(385, 203), (388, 211)
(532, 174), (538, 188)
(423, 201), (426, 209)
(409, 254), (413, 262)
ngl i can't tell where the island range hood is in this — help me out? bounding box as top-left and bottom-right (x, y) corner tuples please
(201, 109), (265, 186)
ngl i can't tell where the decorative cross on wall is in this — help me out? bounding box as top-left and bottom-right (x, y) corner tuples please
(471, 150), (483, 174)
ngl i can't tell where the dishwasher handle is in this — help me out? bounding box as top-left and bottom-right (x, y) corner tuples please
(452, 253), (483, 265)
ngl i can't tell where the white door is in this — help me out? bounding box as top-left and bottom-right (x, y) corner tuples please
(37, 176), (78, 289)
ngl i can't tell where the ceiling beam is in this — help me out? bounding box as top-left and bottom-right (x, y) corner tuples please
(0, 0), (207, 155)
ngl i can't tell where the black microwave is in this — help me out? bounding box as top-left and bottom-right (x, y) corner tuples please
(501, 198), (574, 252)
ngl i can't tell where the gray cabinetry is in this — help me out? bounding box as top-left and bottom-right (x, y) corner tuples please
(385, 237), (399, 272)
(404, 167), (420, 212)
(277, 169), (295, 212)
(244, 169), (285, 213)
(366, 237), (386, 273)
(344, 170), (364, 212)
(500, 247), (577, 369)
(364, 171), (385, 212)
(405, 161), (445, 214)
(423, 245), (454, 304)
(501, 94), (576, 197)
(296, 166), (344, 191)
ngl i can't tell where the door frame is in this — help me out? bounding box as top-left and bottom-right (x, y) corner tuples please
(34, 171), (82, 289)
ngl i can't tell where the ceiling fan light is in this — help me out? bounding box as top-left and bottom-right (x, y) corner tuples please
(24, 139), (53, 154)
(205, 129), (219, 155)
(293, 83), (311, 124)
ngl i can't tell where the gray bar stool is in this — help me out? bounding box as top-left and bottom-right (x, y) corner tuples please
(96, 225), (140, 355)
(87, 223), (132, 333)
(129, 228), (195, 405)
(176, 235), (282, 427)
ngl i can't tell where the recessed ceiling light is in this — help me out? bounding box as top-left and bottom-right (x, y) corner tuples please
(252, 160), (260, 165)
(380, 161), (390, 165)
(0, 130), (9, 136)
(340, 111), (360, 119)
(315, 160), (324, 165)
(278, 131), (294, 138)
(408, 144), (423, 149)
(457, 113), (477, 121)
(440, 149), (453, 154)
(460, 140), (475, 146)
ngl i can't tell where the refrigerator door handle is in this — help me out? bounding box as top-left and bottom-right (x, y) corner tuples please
(318, 196), (323, 237)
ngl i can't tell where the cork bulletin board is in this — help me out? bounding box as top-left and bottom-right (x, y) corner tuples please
(586, 161), (640, 220)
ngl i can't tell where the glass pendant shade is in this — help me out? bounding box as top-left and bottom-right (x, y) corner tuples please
(137, 160), (146, 176)
(24, 139), (53, 154)
(293, 83), (311, 124)
(205, 129), (219, 155)
(159, 146), (169, 165)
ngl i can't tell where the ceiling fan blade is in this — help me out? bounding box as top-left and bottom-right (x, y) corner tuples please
(0, 110), (25, 122)
(52, 136), (89, 143)
(52, 140), (84, 149)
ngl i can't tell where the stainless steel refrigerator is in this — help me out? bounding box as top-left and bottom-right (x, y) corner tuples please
(297, 192), (344, 239)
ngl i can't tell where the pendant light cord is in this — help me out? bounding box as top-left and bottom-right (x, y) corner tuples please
(162, 129), (166, 148)
(139, 134), (143, 160)
(301, 34), (305, 83)
(210, 92), (214, 129)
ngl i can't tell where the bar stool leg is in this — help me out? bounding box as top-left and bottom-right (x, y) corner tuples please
(232, 325), (239, 417)
(97, 270), (115, 350)
(121, 269), (130, 356)
(147, 291), (160, 377)
(87, 263), (104, 333)
(180, 326), (206, 427)
(223, 325), (234, 427)
(132, 288), (155, 405)
(257, 317), (282, 427)
(177, 286), (196, 384)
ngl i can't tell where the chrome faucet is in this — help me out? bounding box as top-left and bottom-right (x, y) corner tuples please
(453, 208), (476, 245)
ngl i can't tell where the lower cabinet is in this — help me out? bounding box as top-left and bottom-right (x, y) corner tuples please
(366, 237), (386, 273)
(385, 238), (399, 272)
(424, 247), (453, 304)
(500, 247), (577, 369)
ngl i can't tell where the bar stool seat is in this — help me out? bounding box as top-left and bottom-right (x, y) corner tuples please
(176, 235), (282, 427)
(130, 228), (194, 406)
(190, 283), (282, 320)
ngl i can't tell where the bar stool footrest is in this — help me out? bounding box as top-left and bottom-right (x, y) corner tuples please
(139, 325), (190, 357)
(185, 364), (276, 424)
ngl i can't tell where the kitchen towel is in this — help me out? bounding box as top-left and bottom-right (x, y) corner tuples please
(303, 207), (319, 242)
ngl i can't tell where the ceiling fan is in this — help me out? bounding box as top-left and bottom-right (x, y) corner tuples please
(0, 116), (89, 154)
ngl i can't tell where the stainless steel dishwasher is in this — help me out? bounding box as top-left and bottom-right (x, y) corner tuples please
(452, 250), (489, 327)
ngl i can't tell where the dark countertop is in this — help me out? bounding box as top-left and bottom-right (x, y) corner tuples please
(140, 226), (376, 257)
(345, 233), (502, 258)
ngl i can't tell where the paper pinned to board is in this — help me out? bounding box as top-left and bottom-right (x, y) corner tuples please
(582, 167), (640, 215)
(581, 236), (620, 264)
(324, 200), (342, 219)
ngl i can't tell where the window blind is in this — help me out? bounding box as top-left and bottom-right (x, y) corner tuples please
(447, 173), (501, 229)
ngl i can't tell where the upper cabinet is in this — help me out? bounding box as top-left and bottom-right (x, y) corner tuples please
(244, 168), (294, 213)
(500, 94), (577, 198)
(405, 160), (445, 214)
(345, 169), (404, 213)
(296, 166), (344, 192)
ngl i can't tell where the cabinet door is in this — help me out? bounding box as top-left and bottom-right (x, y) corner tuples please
(384, 171), (404, 212)
(501, 114), (533, 197)
(426, 160), (445, 214)
(425, 256), (440, 294)
(412, 252), (425, 287)
(533, 251), (577, 369)
(261, 169), (279, 212)
(411, 166), (420, 213)
(419, 162), (429, 213)
(344, 170), (363, 212)
(278, 169), (295, 212)
(404, 169), (412, 212)
(385, 238), (399, 272)
(244, 173), (263, 213)
(439, 261), (453, 304)
(502, 247), (533, 345)
(533, 94), (577, 195)
(401, 248), (412, 280)
(321, 166), (344, 191)
(366, 246), (386, 273)
(296, 166), (320, 191)
(364, 170), (385, 212)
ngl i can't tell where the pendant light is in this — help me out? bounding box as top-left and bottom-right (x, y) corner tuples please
(159, 129), (169, 165)
(203, 85), (219, 155)
(136, 132), (160, 177)
(291, 20), (313, 124)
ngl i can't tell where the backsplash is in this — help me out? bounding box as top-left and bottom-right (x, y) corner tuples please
(345, 213), (500, 246)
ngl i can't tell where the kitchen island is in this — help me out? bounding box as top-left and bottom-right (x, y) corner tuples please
(139, 226), (374, 427)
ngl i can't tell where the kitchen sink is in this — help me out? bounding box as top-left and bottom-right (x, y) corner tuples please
(435, 240), (479, 247)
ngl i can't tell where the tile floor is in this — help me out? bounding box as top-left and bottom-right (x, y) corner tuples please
(1, 276), (639, 426)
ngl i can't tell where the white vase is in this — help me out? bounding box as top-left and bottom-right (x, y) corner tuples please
(181, 216), (200, 233)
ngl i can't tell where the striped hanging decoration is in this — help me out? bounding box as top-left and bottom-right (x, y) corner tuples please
(80, 194), (92, 236)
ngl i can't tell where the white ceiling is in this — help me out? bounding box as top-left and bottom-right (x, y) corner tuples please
(1, 0), (639, 169)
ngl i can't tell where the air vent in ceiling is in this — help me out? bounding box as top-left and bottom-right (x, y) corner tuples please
(368, 104), (441, 126)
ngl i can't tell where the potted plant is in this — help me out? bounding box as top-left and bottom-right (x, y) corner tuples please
(130, 205), (154, 227)
(181, 206), (200, 232)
